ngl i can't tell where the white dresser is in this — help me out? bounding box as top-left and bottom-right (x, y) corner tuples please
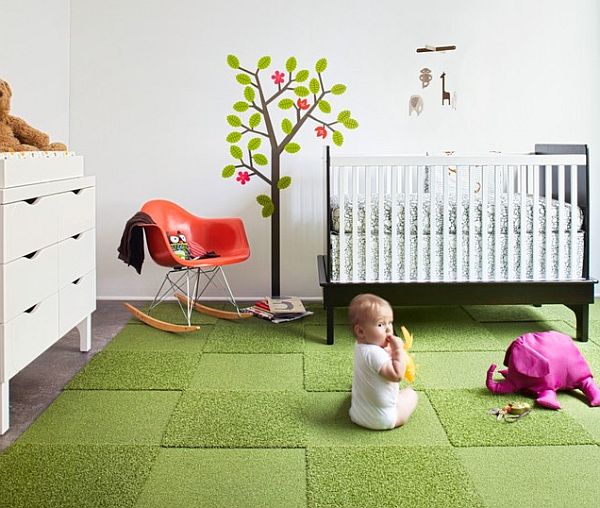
(0, 153), (95, 434)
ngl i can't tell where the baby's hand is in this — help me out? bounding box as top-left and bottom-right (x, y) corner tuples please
(385, 335), (403, 352)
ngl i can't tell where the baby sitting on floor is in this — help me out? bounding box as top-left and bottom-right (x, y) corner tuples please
(348, 294), (418, 430)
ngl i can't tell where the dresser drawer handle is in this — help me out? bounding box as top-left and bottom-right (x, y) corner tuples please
(24, 197), (42, 205)
(71, 189), (83, 195)
(24, 303), (40, 314)
(71, 233), (82, 240)
(71, 277), (82, 285)
(24, 250), (40, 259)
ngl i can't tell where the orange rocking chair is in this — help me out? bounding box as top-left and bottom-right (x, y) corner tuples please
(124, 199), (252, 332)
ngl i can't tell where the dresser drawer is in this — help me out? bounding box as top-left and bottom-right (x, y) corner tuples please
(0, 293), (59, 382)
(58, 187), (95, 240)
(58, 229), (96, 288)
(0, 193), (62, 262)
(0, 243), (59, 323)
(0, 156), (83, 188)
(59, 270), (96, 337)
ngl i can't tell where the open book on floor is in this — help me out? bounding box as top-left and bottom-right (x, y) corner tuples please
(246, 297), (313, 323)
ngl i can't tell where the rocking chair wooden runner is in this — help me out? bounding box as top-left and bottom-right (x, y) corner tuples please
(125, 199), (252, 332)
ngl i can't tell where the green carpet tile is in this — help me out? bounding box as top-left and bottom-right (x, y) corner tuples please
(590, 320), (600, 346)
(106, 323), (209, 352)
(66, 351), (202, 390)
(463, 303), (575, 324)
(481, 319), (576, 344)
(304, 324), (354, 350)
(393, 305), (474, 324)
(304, 304), (351, 325)
(136, 448), (306, 508)
(306, 446), (483, 508)
(407, 320), (506, 352)
(203, 318), (305, 353)
(411, 351), (502, 390)
(162, 390), (306, 448)
(189, 353), (304, 391)
(137, 301), (223, 325)
(427, 388), (596, 447)
(18, 391), (179, 445)
(557, 392), (600, 444)
(304, 392), (449, 446)
(456, 445), (600, 508)
(0, 444), (158, 508)
(304, 350), (353, 392)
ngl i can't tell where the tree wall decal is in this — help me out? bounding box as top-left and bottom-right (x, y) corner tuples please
(222, 54), (359, 297)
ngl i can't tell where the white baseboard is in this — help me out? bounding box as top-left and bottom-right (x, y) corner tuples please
(97, 295), (324, 302)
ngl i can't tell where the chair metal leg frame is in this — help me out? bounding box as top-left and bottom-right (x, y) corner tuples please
(148, 268), (200, 326)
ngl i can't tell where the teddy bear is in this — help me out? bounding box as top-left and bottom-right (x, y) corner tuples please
(0, 79), (67, 152)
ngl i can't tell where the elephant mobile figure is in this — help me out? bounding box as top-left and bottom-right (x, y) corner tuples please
(486, 331), (600, 410)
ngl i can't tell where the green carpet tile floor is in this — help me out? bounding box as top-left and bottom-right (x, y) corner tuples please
(2, 301), (600, 507)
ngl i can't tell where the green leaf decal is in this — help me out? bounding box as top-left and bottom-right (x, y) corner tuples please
(337, 110), (351, 122)
(227, 55), (240, 69)
(278, 98), (294, 110)
(233, 101), (249, 112)
(227, 115), (242, 127)
(285, 57), (297, 73)
(277, 176), (292, 190)
(318, 100), (331, 113)
(247, 137), (261, 151)
(236, 73), (252, 85)
(331, 84), (347, 95)
(253, 153), (268, 166)
(315, 58), (328, 73)
(309, 78), (320, 94)
(222, 164), (236, 178)
(343, 118), (359, 129)
(249, 113), (261, 128)
(230, 145), (243, 159)
(332, 131), (344, 147)
(257, 56), (271, 69)
(256, 194), (272, 206)
(226, 131), (242, 143)
(285, 142), (301, 154)
(295, 70), (309, 82)
(261, 202), (275, 218)
(281, 118), (293, 134)
(244, 86), (255, 102)
(294, 86), (310, 97)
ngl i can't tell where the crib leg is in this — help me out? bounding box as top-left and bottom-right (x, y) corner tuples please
(327, 306), (334, 345)
(566, 304), (589, 342)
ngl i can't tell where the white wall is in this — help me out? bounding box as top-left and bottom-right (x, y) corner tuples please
(68, 0), (600, 299)
(0, 1), (70, 146)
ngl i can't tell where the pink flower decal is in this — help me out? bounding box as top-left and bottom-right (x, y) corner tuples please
(315, 125), (327, 139)
(271, 71), (285, 85)
(236, 171), (250, 185)
(297, 98), (309, 110)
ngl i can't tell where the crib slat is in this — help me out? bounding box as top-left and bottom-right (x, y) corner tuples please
(365, 167), (372, 281)
(468, 165), (476, 281)
(429, 165), (437, 281)
(494, 165), (501, 280)
(339, 167), (347, 282)
(378, 166), (385, 280)
(404, 166), (411, 280)
(443, 165), (450, 280)
(351, 166), (359, 282)
(532, 165), (540, 280)
(520, 165), (527, 280)
(507, 165), (515, 280)
(545, 164), (552, 279)
(570, 165), (578, 279)
(391, 166), (398, 281)
(417, 166), (424, 281)
(456, 166), (463, 281)
(558, 165), (565, 279)
(481, 166), (488, 280)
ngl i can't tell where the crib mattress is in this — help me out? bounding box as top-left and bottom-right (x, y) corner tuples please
(330, 231), (584, 282)
(331, 193), (583, 235)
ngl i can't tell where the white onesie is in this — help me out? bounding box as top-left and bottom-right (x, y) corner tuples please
(349, 343), (399, 430)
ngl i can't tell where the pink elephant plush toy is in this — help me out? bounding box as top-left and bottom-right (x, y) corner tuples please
(486, 331), (600, 410)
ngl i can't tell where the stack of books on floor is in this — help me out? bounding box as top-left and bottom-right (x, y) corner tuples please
(246, 296), (313, 323)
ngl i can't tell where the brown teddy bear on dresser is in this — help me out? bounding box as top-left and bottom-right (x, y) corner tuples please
(0, 79), (67, 152)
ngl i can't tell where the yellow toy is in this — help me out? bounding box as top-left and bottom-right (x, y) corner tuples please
(400, 325), (416, 383)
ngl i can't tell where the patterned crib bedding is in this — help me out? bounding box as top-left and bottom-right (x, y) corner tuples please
(330, 231), (584, 282)
(331, 194), (583, 235)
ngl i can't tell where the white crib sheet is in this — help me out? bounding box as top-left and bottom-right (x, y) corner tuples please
(331, 193), (583, 235)
(330, 231), (584, 282)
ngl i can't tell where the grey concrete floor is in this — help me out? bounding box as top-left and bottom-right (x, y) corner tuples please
(0, 300), (135, 452)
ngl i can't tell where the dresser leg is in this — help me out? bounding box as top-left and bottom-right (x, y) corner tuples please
(1, 381), (8, 435)
(77, 315), (92, 352)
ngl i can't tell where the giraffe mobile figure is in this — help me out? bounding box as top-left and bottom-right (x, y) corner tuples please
(440, 72), (451, 106)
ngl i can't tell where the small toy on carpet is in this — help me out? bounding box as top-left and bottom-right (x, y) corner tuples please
(488, 402), (532, 422)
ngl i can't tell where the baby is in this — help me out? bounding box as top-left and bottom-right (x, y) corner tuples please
(348, 294), (418, 430)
